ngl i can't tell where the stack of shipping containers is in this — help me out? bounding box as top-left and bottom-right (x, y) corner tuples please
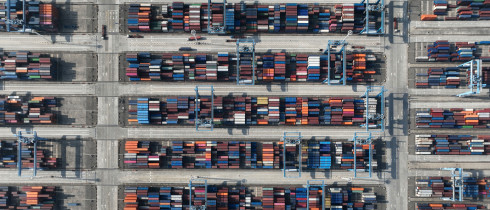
(417, 203), (487, 210)
(416, 177), (490, 200)
(0, 186), (56, 209)
(0, 51), (55, 80)
(0, 96), (57, 125)
(420, 0), (490, 21)
(416, 108), (490, 128)
(0, 1), (59, 32)
(126, 3), (382, 34)
(425, 41), (490, 62)
(415, 135), (490, 155)
(122, 140), (375, 172)
(126, 52), (378, 83)
(0, 140), (59, 169)
(123, 185), (378, 209)
(127, 96), (380, 127)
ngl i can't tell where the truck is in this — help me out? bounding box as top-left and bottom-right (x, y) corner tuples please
(179, 47), (194, 51)
(127, 34), (144, 38)
(394, 18), (399, 33)
(188, 36), (202, 41)
(102, 25), (107, 40)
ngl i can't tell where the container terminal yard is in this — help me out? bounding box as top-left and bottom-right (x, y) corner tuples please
(0, 0), (489, 209)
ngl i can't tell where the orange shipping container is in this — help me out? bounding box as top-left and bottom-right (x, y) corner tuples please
(421, 14), (437, 21)
(429, 204), (443, 207)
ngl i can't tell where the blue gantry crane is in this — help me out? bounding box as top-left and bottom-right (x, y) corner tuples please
(189, 178), (208, 209)
(282, 132), (302, 178)
(3, 0), (53, 43)
(440, 168), (468, 201)
(306, 180), (326, 210)
(457, 59), (486, 97)
(361, 86), (386, 132)
(195, 85), (215, 131)
(236, 39), (256, 85)
(323, 31), (352, 85)
(207, 0), (227, 34)
(350, 132), (374, 178)
(360, 0), (385, 35)
(15, 130), (46, 177)
(4, 0), (26, 32)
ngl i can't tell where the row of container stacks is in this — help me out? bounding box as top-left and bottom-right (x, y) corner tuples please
(0, 51), (54, 80)
(416, 108), (490, 128)
(426, 40), (482, 62)
(127, 4), (152, 32)
(123, 186), (377, 210)
(417, 203), (487, 210)
(416, 177), (490, 199)
(421, 0), (490, 21)
(328, 53), (377, 83)
(128, 96), (379, 126)
(0, 186), (56, 209)
(238, 48), (254, 84)
(415, 67), (464, 88)
(0, 96), (57, 125)
(0, 1), (58, 32)
(415, 66), (490, 88)
(123, 140), (376, 171)
(0, 140), (59, 169)
(126, 3), (381, 34)
(415, 135), (490, 155)
(125, 52), (377, 83)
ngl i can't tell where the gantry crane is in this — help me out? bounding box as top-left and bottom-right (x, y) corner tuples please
(457, 59), (486, 97)
(236, 39), (256, 85)
(440, 168), (469, 201)
(195, 85), (215, 131)
(360, 0), (385, 35)
(282, 132), (302, 178)
(361, 86), (386, 132)
(5, 0), (26, 32)
(3, 0), (54, 43)
(15, 130), (46, 177)
(323, 30), (352, 85)
(189, 178), (208, 210)
(306, 180), (326, 210)
(207, 0), (227, 34)
(350, 132), (374, 178)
